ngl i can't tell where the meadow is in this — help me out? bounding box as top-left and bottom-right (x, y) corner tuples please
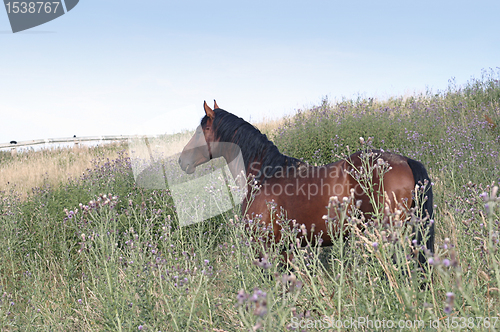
(1, 68), (499, 331)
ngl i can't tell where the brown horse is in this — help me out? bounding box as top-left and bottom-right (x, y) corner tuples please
(178, 100), (435, 267)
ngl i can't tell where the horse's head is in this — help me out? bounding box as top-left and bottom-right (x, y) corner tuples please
(178, 100), (219, 174)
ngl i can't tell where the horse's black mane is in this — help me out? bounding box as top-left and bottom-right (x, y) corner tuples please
(201, 109), (303, 182)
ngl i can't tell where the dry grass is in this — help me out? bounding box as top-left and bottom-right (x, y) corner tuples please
(0, 143), (125, 198)
(0, 131), (196, 199)
(252, 116), (287, 138)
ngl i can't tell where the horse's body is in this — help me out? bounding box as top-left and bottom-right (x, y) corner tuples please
(245, 151), (420, 245)
(179, 101), (435, 266)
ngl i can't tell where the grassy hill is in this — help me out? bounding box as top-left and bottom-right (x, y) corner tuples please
(0, 69), (499, 331)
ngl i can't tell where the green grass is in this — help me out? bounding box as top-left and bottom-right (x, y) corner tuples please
(1, 69), (500, 331)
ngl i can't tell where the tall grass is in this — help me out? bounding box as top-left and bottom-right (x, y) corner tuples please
(1, 69), (500, 331)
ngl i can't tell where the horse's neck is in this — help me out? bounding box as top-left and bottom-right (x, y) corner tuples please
(218, 128), (278, 184)
(219, 143), (248, 188)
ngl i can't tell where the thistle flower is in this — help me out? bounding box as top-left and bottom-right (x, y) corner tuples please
(236, 289), (248, 306)
(253, 255), (272, 269)
(444, 291), (455, 314)
(300, 224), (307, 235)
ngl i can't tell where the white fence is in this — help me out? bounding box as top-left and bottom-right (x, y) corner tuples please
(0, 135), (133, 155)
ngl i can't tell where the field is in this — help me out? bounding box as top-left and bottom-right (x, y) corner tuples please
(1, 69), (500, 331)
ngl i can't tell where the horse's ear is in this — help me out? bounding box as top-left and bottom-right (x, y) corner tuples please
(204, 100), (215, 119)
(214, 100), (219, 110)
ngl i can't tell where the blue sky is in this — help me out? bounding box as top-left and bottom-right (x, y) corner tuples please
(1, 0), (499, 143)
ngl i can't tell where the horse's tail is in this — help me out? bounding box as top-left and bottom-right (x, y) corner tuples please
(406, 158), (435, 269)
